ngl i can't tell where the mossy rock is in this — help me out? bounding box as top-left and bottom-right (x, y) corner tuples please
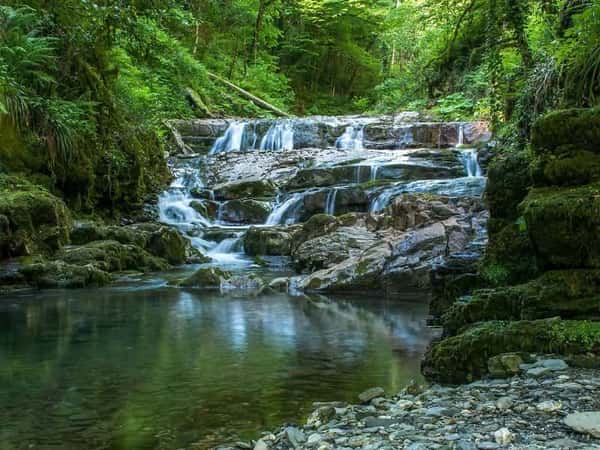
(531, 108), (600, 155)
(442, 270), (600, 335)
(422, 318), (600, 384)
(520, 184), (600, 268)
(534, 150), (600, 187)
(59, 240), (168, 273)
(213, 179), (276, 201)
(19, 259), (111, 289)
(0, 175), (72, 259)
(220, 199), (271, 224)
(244, 227), (293, 256)
(485, 150), (532, 221)
(480, 223), (539, 286)
(285, 166), (357, 190)
(179, 267), (231, 289)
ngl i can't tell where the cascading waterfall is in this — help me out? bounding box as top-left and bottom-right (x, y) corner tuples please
(336, 124), (364, 150)
(260, 121), (294, 151)
(459, 149), (482, 177)
(266, 193), (306, 225)
(458, 124), (465, 146)
(398, 126), (414, 149)
(210, 122), (248, 155)
(370, 164), (380, 181)
(325, 188), (338, 215)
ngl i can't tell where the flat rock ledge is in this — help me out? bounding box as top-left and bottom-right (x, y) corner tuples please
(220, 361), (600, 450)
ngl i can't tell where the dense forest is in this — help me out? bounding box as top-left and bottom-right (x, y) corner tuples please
(1, 0), (599, 216)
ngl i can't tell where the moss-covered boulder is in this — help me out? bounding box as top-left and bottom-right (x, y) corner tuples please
(213, 179), (276, 200)
(0, 175), (72, 258)
(422, 318), (600, 384)
(484, 150), (532, 222)
(59, 240), (168, 273)
(244, 227), (294, 256)
(19, 259), (111, 289)
(480, 223), (539, 286)
(534, 150), (600, 187)
(521, 184), (600, 268)
(220, 199), (271, 224)
(531, 108), (600, 155)
(443, 270), (600, 335)
(179, 267), (230, 289)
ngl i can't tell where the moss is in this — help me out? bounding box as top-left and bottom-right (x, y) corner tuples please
(179, 267), (230, 289)
(536, 150), (600, 187)
(19, 259), (111, 289)
(520, 183), (600, 268)
(442, 270), (600, 335)
(480, 223), (539, 286)
(422, 318), (600, 384)
(531, 108), (600, 155)
(213, 179), (276, 201)
(244, 227), (293, 256)
(0, 175), (72, 258)
(485, 149), (533, 221)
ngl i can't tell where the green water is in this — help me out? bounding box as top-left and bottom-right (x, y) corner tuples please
(0, 284), (433, 449)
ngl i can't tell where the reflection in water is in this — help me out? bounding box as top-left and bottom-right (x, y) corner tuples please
(0, 287), (434, 449)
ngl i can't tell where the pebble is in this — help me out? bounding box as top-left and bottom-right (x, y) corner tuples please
(238, 362), (600, 450)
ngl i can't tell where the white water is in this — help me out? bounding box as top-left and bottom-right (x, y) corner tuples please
(336, 125), (364, 150)
(210, 122), (248, 155)
(459, 149), (482, 177)
(458, 124), (465, 146)
(260, 121), (294, 151)
(266, 193), (306, 225)
(371, 164), (380, 181)
(207, 233), (248, 265)
(325, 188), (338, 215)
(158, 166), (211, 228)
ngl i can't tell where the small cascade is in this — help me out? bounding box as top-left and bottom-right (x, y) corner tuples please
(336, 124), (364, 150)
(370, 164), (380, 181)
(369, 188), (395, 213)
(260, 121), (294, 151)
(324, 188), (338, 215)
(266, 193), (306, 225)
(458, 124), (465, 146)
(158, 163), (210, 228)
(210, 122), (248, 155)
(459, 149), (482, 177)
(207, 232), (247, 265)
(398, 126), (414, 149)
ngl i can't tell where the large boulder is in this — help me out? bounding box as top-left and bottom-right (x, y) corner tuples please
(0, 175), (72, 258)
(18, 259), (111, 289)
(442, 270), (600, 335)
(213, 179), (276, 200)
(531, 108), (600, 155)
(179, 267), (231, 289)
(521, 184), (600, 269)
(220, 199), (271, 224)
(422, 318), (600, 384)
(244, 227), (295, 256)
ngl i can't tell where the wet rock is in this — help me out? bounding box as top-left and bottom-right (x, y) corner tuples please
(493, 427), (514, 445)
(244, 227), (295, 256)
(358, 387), (385, 403)
(488, 353), (525, 379)
(18, 259), (111, 289)
(220, 199), (272, 224)
(564, 411), (600, 438)
(213, 179), (276, 201)
(220, 275), (265, 296)
(179, 267), (231, 289)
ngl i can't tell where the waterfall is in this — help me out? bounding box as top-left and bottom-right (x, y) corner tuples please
(325, 188), (338, 215)
(458, 124), (465, 146)
(370, 164), (380, 181)
(260, 121), (294, 151)
(398, 126), (414, 149)
(459, 149), (482, 177)
(210, 122), (248, 155)
(370, 188), (396, 213)
(266, 193), (305, 225)
(336, 125), (364, 150)
(207, 232), (247, 265)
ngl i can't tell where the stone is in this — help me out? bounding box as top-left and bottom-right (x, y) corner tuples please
(488, 353), (524, 379)
(213, 179), (276, 200)
(564, 412), (600, 438)
(527, 367), (551, 378)
(477, 443), (499, 450)
(493, 428), (514, 445)
(358, 387), (385, 403)
(306, 433), (323, 445)
(178, 267), (231, 289)
(253, 439), (269, 450)
(285, 427), (306, 448)
(540, 359), (568, 371)
(495, 397), (513, 411)
(536, 400), (562, 412)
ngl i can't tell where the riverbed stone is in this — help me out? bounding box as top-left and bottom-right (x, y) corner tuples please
(179, 267), (231, 289)
(358, 387), (385, 403)
(564, 412), (600, 438)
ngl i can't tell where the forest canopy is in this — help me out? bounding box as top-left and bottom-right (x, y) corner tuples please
(1, 0), (599, 213)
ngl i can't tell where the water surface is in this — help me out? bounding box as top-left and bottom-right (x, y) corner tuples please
(0, 285), (433, 449)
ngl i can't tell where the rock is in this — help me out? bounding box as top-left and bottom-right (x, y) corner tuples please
(536, 400), (562, 412)
(220, 200), (271, 224)
(18, 259), (111, 289)
(0, 175), (72, 259)
(488, 353), (524, 379)
(540, 359), (568, 371)
(268, 277), (290, 292)
(531, 108), (600, 155)
(179, 267), (231, 289)
(477, 442), (499, 450)
(493, 427), (514, 445)
(284, 427), (306, 448)
(213, 179), (276, 201)
(358, 387), (385, 403)
(306, 433), (323, 445)
(220, 275), (265, 296)
(495, 397), (514, 411)
(244, 227), (294, 256)
(527, 367), (551, 378)
(564, 412), (600, 438)
(253, 439), (269, 450)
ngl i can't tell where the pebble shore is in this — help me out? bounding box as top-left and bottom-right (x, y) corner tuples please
(222, 357), (600, 450)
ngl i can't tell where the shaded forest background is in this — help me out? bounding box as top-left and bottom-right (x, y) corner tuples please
(1, 0), (599, 214)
